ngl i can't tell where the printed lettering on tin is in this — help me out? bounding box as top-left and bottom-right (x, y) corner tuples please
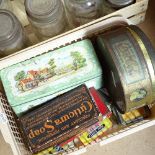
(111, 36), (145, 84)
(20, 85), (99, 152)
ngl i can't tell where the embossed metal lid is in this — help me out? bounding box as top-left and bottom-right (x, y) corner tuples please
(25, 0), (62, 22)
(0, 10), (20, 44)
(130, 25), (155, 101)
(107, 0), (134, 8)
(97, 25), (155, 113)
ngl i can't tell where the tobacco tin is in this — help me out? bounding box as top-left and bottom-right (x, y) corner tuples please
(19, 85), (100, 153)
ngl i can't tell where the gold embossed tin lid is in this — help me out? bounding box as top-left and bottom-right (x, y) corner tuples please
(129, 25), (155, 102)
(130, 25), (155, 75)
(97, 25), (154, 113)
(107, 0), (134, 8)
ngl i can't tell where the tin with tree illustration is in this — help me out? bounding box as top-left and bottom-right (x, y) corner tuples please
(0, 40), (103, 115)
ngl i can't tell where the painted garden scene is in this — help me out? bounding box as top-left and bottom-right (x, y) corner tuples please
(14, 51), (87, 92)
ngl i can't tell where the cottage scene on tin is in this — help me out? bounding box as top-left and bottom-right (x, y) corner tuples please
(14, 51), (87, 92)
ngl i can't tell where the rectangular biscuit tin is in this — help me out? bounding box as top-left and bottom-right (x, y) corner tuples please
(0, 39), (102, 114)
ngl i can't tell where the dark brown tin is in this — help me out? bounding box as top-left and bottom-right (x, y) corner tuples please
(19, 85), (99, 153)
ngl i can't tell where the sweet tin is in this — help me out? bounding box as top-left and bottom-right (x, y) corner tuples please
(0, 39), (102, 115)
(97, 25), (155, 113)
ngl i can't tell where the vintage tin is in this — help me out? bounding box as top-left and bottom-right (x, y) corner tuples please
(0, 39), (103, 115)
(89, 87), (112, 117)
(13, 76), (103, 116)
(19, 85), (100, 153)
(97, 25), (155, 113)
(107, 0), (135, 9)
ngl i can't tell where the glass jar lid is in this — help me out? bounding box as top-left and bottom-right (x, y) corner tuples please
(107, 0), (134, 8)
(25, 0), (62, 23)
(0, 10), (19, 44)
(67, 0), (102, 15)
(69, 0), (99, 5)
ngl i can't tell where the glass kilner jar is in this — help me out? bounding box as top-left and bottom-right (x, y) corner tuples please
(25, 0), (69, 40)
(0, 0), (12, 10)
(0, 10), (27, 57)
(64, 0), (103, 28)
(101, 0), (135, 16)
(106, 0), (135, 9)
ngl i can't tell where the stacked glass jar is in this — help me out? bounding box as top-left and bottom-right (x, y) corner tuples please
(0, 10), (27, 57)
(106, 0), (135, 9)
(0, 0), (12, 10)
(25, 0), (69, 40)
(65, 0), (103, 27)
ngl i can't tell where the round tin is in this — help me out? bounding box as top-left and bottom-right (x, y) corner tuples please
(107, 0), (135, 9)
(97, 25), (155, 113)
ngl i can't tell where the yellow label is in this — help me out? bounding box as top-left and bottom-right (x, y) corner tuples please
(126, 112), (135, 120)
(122, 114), (130, 122)
(131, 110), (141, 118)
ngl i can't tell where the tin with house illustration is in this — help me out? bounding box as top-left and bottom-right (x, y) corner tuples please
(13, 76), (103, 116)
(0, 39), (103, 116)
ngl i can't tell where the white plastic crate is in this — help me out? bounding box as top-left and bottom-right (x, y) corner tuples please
(1, 16), (155, 155)
(0, 0), (154, 155)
